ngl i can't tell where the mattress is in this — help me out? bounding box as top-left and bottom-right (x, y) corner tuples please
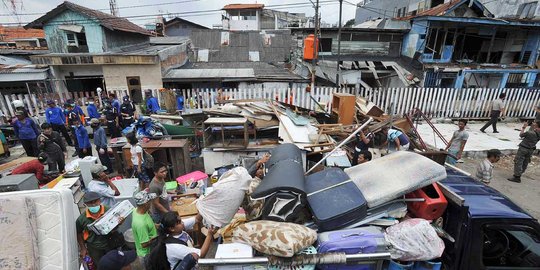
(0, 189), (79, 270)
(344, 151), (447, 208)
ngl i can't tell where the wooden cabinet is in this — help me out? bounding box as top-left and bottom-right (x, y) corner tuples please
(332, 93), (356, 125)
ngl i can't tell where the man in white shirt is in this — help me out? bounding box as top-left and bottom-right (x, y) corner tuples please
(87, 164), (120, 208)
(480, 93), (506, 133)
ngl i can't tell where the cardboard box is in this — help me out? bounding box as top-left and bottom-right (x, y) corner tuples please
(88, 200), (134, 235)
(214, 243), (265, 270)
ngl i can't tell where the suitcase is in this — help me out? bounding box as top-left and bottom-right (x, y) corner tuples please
(305, 168), (367, 231)
(405, 182), (447, 220)
(317, 226), (389, 270)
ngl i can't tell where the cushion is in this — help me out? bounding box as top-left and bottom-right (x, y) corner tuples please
(232, 220), (317, 257)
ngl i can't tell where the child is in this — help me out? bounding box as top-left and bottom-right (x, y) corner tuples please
(476, 149), (502, 184)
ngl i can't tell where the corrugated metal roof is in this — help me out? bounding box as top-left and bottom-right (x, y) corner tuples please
(0, 55), (31, 66)
(165, 68), (255, 80)
(399, 0), (494, 20)
(190, 30), (293, 63)
(165, 61), (306, 82)
(25, 1), (152, 36)
(222, 4), (264, 10)
(0, 65), (49, 82)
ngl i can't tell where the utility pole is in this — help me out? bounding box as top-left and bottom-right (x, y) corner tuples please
(110, 0), (119, 16)
(335, 0), (343, 88)
(311, 0), (320, 92)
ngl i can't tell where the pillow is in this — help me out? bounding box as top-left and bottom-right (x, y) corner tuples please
(232, 220), (317, 257)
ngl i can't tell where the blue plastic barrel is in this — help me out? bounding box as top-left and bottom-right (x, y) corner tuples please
(413, 260), (442, 270)
(388, 260), (414, 270)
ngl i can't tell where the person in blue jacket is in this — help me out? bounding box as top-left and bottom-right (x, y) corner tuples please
(67, 99), (86, 124)
(73, 118), (92, 158)
(176, 90), (185, 112)
(45, 100), (73, 146)
(87, 100), (101, 119)
(109, 93), (121, 117)
(146, 91), (160, 114)
(12, 110), (40, 157)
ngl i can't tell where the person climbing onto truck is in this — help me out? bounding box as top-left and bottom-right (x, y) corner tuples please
(146, 211), (216, 270)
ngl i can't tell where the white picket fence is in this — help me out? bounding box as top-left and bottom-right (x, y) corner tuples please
(0, 91), (97, 118)
(4, 87), (539, 119)
(175, 87), (540, 119)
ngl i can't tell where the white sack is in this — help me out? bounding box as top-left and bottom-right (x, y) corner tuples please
(196, 167), (252, 227)
(385, 218), (445, 261)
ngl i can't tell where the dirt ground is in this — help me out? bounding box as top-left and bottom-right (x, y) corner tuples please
(456, 154), (540, 220)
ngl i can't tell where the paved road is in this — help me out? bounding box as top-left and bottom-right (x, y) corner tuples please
(456, 154), (540, 220)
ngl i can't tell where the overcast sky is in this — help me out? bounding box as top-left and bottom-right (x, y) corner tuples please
(0, 0), (362, 28)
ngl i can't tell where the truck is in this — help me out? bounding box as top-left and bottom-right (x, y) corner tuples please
(200, 165), (540, 270)
(439, 166), (540, 270)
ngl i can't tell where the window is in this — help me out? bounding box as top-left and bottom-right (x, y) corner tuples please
(65, 32), (87, 47)
(66, 33), (77, 46)
(482, 225), (540, 268)
(517, 1), (538, 19)
(229, 10), (257, 21)
(319, 38), (332, 53)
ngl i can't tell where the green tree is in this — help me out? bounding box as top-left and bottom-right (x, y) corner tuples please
(343, 19), (355, 28)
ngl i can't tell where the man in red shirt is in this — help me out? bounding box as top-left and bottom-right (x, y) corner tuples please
(11, 153), (48, 183)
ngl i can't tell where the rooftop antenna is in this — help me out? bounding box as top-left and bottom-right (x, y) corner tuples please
(110, 0), (119, 16)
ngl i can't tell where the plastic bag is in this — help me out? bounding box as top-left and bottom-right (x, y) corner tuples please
(385, 218), (445, 261)
(196, 167), (252, 227)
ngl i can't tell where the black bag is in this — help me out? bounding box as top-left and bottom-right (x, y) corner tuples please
(138, 143), (154, 170)
(107, 230), (126, 250)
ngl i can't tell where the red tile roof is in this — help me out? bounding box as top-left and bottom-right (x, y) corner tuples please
(0, 26), (45, 41)
(222, 4), (264, 10)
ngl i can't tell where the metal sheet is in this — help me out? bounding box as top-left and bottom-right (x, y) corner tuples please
(58, 24), (84, 33)
(165, 68), (255, 79)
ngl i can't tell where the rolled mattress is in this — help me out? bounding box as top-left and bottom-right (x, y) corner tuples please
(0, 189), (79, 270)
(344, 151), (446, 208)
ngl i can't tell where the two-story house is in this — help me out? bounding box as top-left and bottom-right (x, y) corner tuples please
(221, 4), (309, 31)
(25, 1), (190, 102)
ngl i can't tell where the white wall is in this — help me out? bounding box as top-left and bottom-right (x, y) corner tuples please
(102, 64), (163, 92)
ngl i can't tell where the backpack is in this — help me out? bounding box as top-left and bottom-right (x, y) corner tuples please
(137, 143), (154, 170)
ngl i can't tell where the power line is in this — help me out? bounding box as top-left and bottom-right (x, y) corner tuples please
(0, 1), (339, 25)
(0, 0), (201, 17)
(0, 0), (335, 18)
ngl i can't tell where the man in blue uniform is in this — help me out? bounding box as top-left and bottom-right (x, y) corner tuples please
(104, 102), (121, 138)
(146, 91), (160, 114)
(73, 118), (92, 158)
(109, 94), (121, 117)
(87, 100), (100, 119)
(120, 96), (136, 128)
(45, 100), (73, 146)
(176, 90), (185, 112)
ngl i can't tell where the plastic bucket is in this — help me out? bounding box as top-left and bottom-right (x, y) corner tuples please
(388, 260), (414, 270)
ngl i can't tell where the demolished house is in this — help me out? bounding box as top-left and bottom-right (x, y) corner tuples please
(401, 0), (540, 88)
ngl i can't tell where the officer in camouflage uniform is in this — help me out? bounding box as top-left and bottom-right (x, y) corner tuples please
(508, 121), (540, 183)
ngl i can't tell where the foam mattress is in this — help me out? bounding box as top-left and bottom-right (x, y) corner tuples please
(0, 189), (79, 270)
(344, 151), (447, 208)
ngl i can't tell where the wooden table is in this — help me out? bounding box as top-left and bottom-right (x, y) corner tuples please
(123, 139), (192, 178)
(203, 117), (250, 149)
